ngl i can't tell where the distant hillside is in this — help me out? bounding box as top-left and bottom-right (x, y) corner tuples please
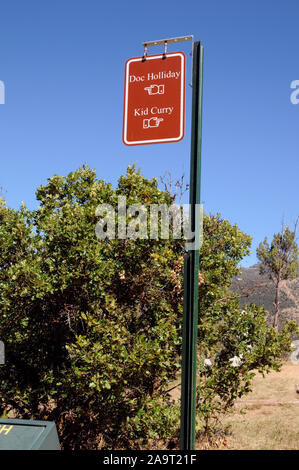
(231, 264), (299, 334)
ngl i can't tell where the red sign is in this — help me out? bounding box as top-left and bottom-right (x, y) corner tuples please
(123, 52), (185, 146)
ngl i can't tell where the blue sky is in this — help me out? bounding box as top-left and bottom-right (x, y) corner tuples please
(0, 0), (298, 266)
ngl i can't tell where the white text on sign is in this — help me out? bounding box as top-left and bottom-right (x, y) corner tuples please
(129, 71), (181, 83)
(134, 107), (174, 117)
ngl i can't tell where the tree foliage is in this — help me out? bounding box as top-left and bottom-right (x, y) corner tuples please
(0, 166), (297, 449)
(196, 216), (297, 432)
(257, 224), (298, 331)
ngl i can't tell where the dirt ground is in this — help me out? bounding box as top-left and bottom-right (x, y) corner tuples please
(220, 362), (299, 450)
(169, 362), (299, 450)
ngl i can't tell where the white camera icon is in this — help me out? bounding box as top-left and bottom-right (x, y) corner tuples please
(144, 84), (165, 95)
(143, 117), (164, 129)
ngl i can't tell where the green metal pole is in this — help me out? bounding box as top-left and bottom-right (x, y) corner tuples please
(180, 41), (204, 450)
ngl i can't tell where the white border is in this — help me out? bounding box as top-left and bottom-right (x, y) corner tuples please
(123, 53), (185, 145)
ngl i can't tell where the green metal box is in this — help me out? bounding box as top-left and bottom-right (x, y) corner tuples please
(0, 418), (60, 450)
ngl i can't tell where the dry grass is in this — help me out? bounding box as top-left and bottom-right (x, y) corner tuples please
(221, 362), (299, 450)
(168, 362), (299, 449)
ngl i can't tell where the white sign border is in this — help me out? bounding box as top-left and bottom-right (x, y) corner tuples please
(123, 52), (185, 146)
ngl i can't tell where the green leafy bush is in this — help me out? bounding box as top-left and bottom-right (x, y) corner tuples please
(0, 165), (297, 448)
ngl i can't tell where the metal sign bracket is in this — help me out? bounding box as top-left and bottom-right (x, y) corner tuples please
(142, 35), (194, 87)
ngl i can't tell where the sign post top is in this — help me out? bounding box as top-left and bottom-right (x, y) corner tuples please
(142, 35), (193, 48)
